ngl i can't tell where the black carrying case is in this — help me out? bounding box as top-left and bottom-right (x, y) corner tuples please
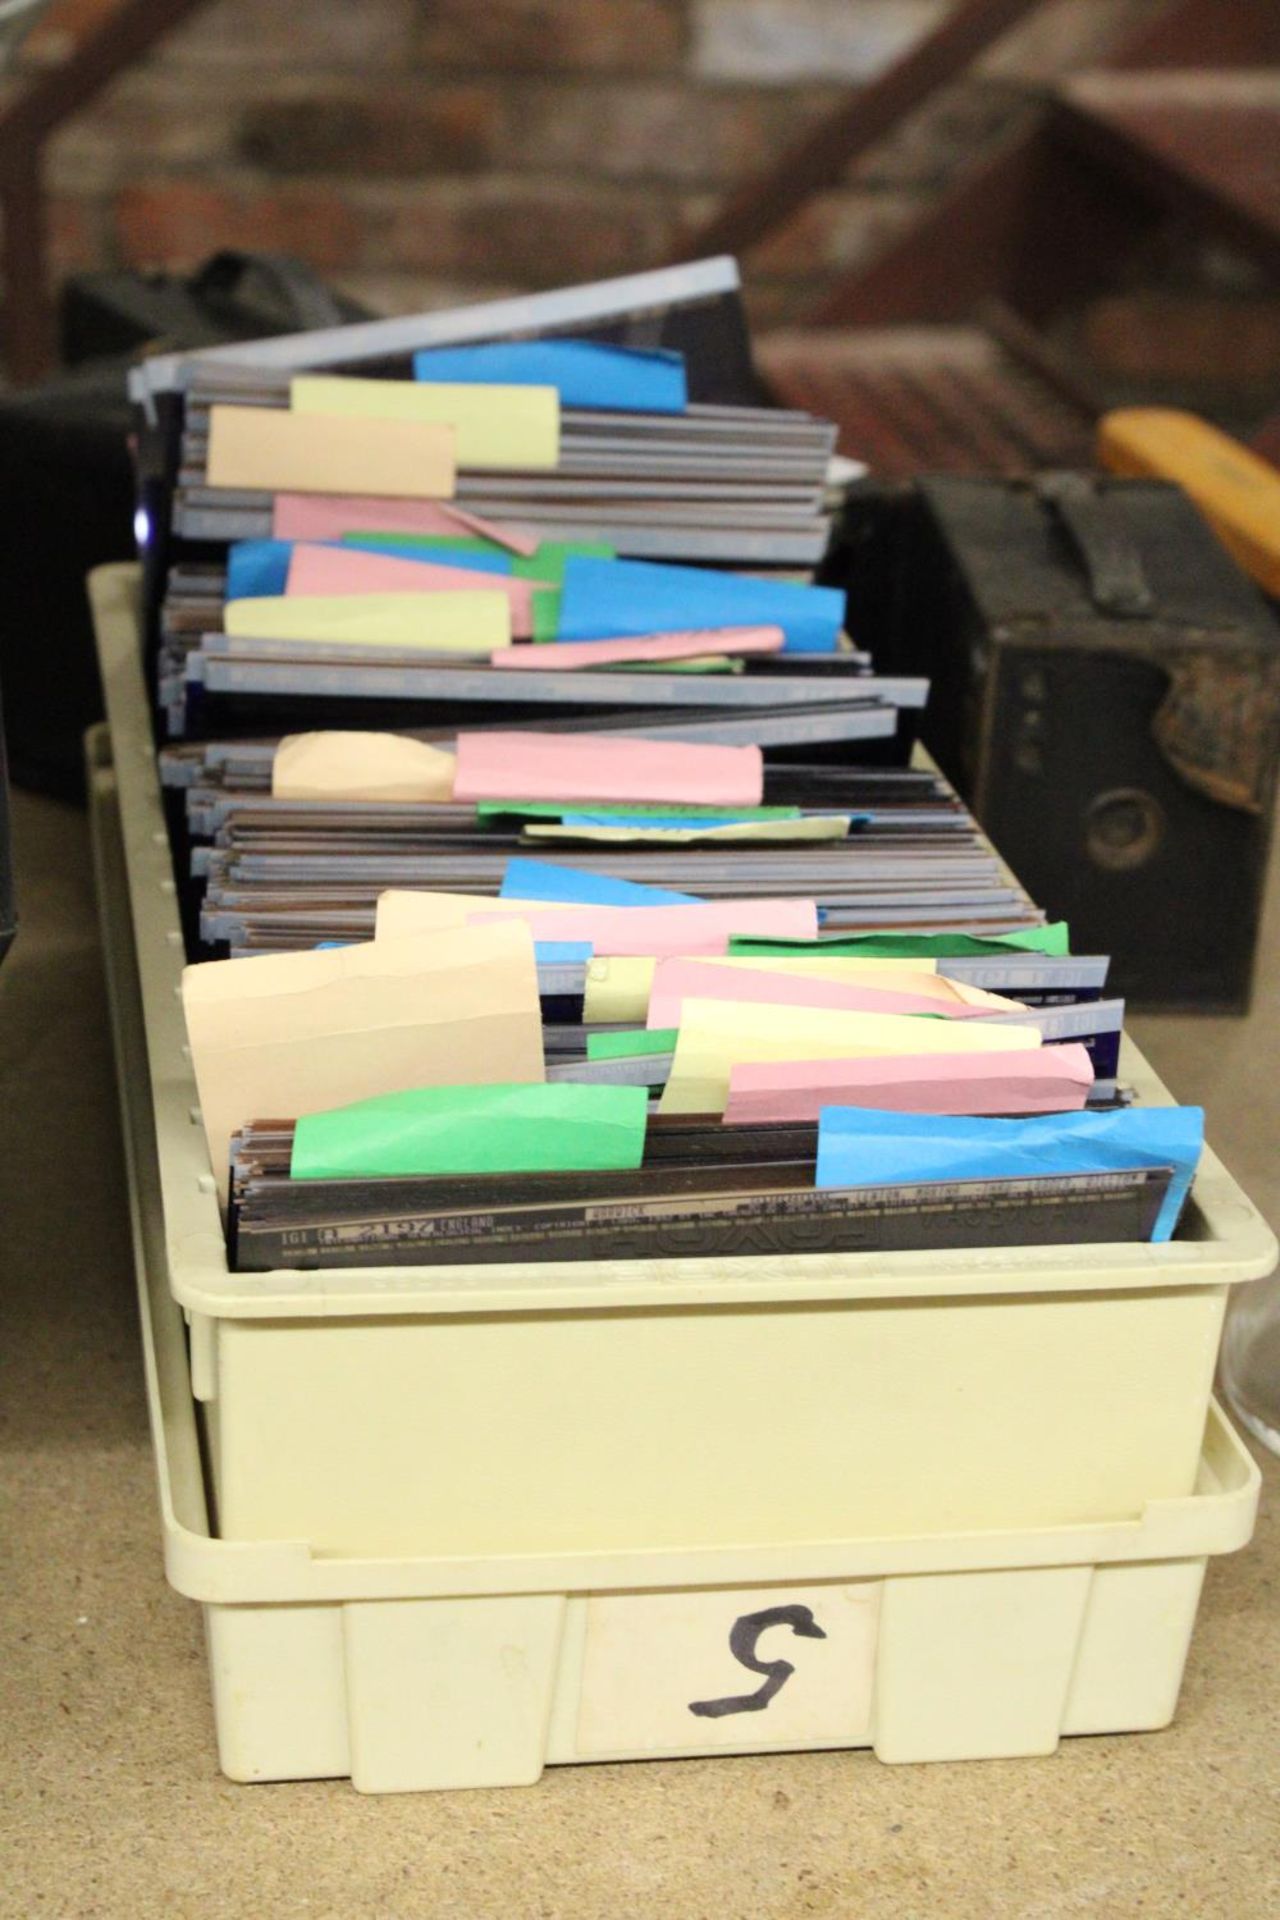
(60, 250), (369, 369)
(824, 475), (1280, 1013)
(0, 254), (365, 801)
(0, 683), (14, 965)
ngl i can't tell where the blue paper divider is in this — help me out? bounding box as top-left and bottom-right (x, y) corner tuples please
(412, 339), (688, 414)
(226, 540), (295, 599)
(555, 556), (844, 655)
(534, 941), (594, 964)
(503, 857), (702, 909)
(815, 1105), (1205, 1242)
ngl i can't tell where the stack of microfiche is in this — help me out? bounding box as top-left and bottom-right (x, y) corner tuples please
(130, 259), (1185, 1275)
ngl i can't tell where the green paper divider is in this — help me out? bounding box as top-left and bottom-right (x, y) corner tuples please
(338, 533), (614, 572)
(511, 545), (613, 643)
(291, 1082), (648, 1181)
(337, 534), (614, 643)
(727, 924), (1071, 960)
(511, 542), (615, 581)
(586, 1028), (679, 1062)
(531, 589), (561, 642)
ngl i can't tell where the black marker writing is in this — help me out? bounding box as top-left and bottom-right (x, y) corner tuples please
(688, 1604), (827, 1719)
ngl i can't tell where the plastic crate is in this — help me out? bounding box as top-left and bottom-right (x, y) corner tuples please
(88, 729), (1262, 1787)
(88, 561), (1276, 1559)
(89, 556), (1274, 1789)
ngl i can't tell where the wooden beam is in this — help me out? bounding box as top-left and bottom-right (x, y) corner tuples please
(808, 127), (1159, 329)
(1250, 410), (1280, 470)
(1050, 75), (1280, 284)
(980, 298), (1106, 417)
(798, 0), (1259, 334)
(0, 155), (50, 387)
(1111, 0), (1280, 69)
(0, 0), (211, 162)
(670, 0), (1047, 265)
(0, 0), (214, 380)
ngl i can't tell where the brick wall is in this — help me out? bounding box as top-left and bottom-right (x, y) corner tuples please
(15, 0), (1150, 331)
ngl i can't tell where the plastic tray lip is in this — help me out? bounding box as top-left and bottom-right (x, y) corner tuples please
(89, 562), (1280, 1320)
(161, 1425), (1260, 1610)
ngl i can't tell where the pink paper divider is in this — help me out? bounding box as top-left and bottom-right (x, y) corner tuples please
(722, 1045), (1096, 1125)
(470, 898), (818, 958)
(285, 543), (539, 637)
(452, 730), (764, 808)
(271, 492), (540, 555)
(646, 958), (1019, 1030)
(489, 625), (786, 671)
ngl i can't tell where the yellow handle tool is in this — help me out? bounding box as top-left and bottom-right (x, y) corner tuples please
(1098, 407), (1280, 598)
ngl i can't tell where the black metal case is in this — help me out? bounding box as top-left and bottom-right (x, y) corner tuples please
(828, 476), (1280, 1012)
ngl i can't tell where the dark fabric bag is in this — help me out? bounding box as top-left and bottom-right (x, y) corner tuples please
(0, 252), (365, 799)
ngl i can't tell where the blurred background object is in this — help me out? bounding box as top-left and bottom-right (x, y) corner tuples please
(1223, 1270), (1280, 1456)
(743, 0), (1280, 469)
(0, 681), (13, 963)
(1, 0), (1278, 820)
(0, 0), (54, 71)
(0, 0), (1273, 441)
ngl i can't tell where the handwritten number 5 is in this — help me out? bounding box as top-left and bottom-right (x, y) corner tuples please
(688, 1604), (827, 1719)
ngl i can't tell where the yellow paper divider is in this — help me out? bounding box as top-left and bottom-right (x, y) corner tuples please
(225, 591), (510, 653)
(291, 374), (560, 473)
(272, 732), (457, 802)
(207, 404), (457, 500)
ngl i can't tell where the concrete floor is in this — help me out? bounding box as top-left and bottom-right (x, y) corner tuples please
(2, 788), (1278, 1920)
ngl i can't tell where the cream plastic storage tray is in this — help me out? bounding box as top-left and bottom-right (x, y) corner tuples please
(91, 713), (1262, 1787)
(90, 561), (1276, 1572)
